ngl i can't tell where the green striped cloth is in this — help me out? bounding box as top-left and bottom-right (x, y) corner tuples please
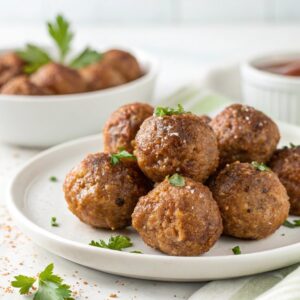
(161, 86), (300, 300)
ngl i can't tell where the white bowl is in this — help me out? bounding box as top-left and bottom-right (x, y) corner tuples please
(0, 48), (158, 148)
(241, 52), (300, 126)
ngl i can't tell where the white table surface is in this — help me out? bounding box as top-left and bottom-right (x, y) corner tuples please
(1, 24), (300, 299)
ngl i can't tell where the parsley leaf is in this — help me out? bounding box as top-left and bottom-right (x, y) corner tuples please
(154, 104), (189, 117)
(11, 275), (36, 295)
(16, 44), (52, 74)
(283, 219), (300, 228)
(51, 217), (59, 227)
(251, 161), (270, 172)
(232, 246), (241, 255)
(50, 176), (58, 182)
(89, 235), (133, 251)
(69, 47), (102, 69)
(131, 250), (143, 254)
(48, 15), (73, 63)
(168, 173), (185, 187)
(110, 150), (136, 166)
(11, 263), (74, 300)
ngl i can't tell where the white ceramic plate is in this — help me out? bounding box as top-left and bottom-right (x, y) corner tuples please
(7, 122), (300, 282)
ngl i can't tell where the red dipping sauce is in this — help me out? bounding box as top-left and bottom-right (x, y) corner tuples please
(258, 60), (300, 76)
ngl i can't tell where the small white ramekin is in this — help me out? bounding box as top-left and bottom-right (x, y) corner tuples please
(241, 53), (300, 125)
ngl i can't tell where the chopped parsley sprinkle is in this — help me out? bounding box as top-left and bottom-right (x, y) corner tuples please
(289, 143), (298, 148)
(154, 104), (189, 117)
(49, 176), (58, 182)
(251, 161), (270, 172)
(110, 150), (136, 166)
(232, 246), (241, 255)
(51, 217), (59, 227)
(283, 219), (300, 228)
(168, 173), (185, 187)
(131, 250), (143, 254)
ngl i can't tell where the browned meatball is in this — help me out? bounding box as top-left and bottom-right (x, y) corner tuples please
(31, 63), (87, 94)
(132, 177), (223, 256)
(134, 113), (219, 182)
(199, 114), (212, 125)
(0, 76), (51, 95)
(210, 162), (290, 239)
(0, 52), (24, 88)
(103, 49), (142, 82)
(269, 145), (300, 216)
(80, 62), (126, 91)
(210, 104), (280, 167)
(63, 152), (151, 230)
(103, 102), (154, 153)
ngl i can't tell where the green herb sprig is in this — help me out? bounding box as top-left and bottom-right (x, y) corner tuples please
(18, 14), (101, 73)
(51, 217), (59, 227)
(11, 263), (74, 299)
(154, 104), (189, 117)
(70, 47), (102, 69)
(48, 14), (74, 63)
(251, 161), (270, 172)
(232, 246), (241, 255)
(89, 235), (133, 251)
(167, 173), (185, 187)
(283, 219), (300, 228)
(110, 150), (136, 166)
(50, 176), (58, 182)
(16, 44), (51, 74)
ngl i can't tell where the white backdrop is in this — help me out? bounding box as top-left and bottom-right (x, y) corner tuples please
(0, 0), (299, 25)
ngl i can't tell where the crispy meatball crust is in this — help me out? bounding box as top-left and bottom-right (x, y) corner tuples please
(103, 102), (154, 153)
(210, 162), (290, 239)
(134, 113), (219, 182)
(0, 52), (24, 87)
(0, 76), (51, 95)
(63, 152), (151, 230)
(132, 177), (223, 256)
(269, 146), (300, 215)
(103, 49), (142, 82)
(210, 104), (280, 167)
(31, 63), (87, 94)
(80, 62), (126, 91)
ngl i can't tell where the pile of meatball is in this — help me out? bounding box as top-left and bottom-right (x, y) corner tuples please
(0, 49), (142, 95)
(63, 102), (300, 256)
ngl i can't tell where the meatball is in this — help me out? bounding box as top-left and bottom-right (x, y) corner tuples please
(63, 152), (151, 230)
(80, 62), (126, 91)
(0, 52), (24, 88)
(0, 76), (51, 95)
(210, 162), (290, 239)
(199, 114), (212, 125)
(269, 145), (300, 215)
(31, 63), (87, 94)
(103, 49), (142, 82)
(103, 102), (154, 153)
(132, 176), (223, 256)
(210, 104), (280, 167)
(134, 113), (219, 182)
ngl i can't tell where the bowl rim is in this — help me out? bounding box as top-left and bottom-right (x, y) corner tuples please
(242, 51), (300, 86)
(0, 46), (159, 103)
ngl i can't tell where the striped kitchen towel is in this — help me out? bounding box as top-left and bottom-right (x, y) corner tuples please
(161, 85), (300, 300)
